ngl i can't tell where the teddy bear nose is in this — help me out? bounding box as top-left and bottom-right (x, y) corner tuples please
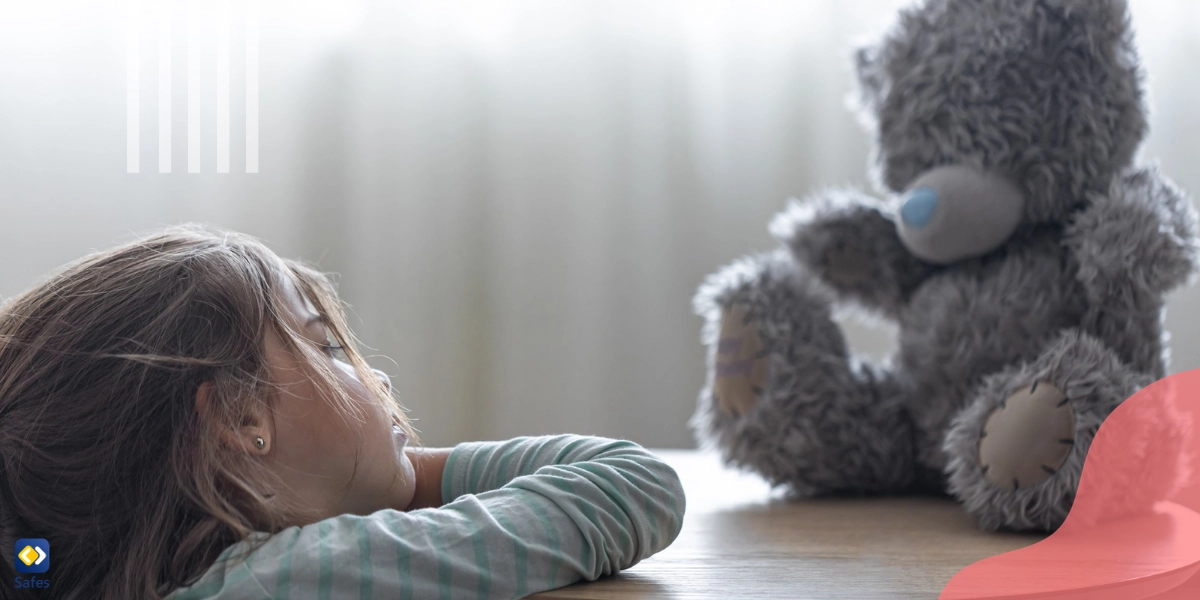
(900, 187), (938, 229)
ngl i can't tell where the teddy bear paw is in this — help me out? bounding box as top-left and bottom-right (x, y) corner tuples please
(821, 239), (877, 289)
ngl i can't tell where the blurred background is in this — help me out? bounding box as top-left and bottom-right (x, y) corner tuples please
(1, 0), (1198, 449)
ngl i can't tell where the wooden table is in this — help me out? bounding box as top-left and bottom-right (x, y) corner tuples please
(530, 449), (1044, 600)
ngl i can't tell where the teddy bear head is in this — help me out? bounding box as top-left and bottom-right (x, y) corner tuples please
(850, 0), (1148, 262)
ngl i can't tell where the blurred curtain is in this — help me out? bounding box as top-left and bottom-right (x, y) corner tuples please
(0, 0), (1197, 447)
(334, 0), (913, 446)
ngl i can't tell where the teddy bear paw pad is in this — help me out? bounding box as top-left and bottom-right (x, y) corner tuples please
(713, 304), (769, 419)
(978, 381), (1076, 490)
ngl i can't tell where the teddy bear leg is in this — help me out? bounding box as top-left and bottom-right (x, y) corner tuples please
(692, 250), (915, 496)
(942, 328), (1164, 532)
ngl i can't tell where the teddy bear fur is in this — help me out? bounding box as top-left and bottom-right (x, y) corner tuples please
(691, 0), (1200, 532)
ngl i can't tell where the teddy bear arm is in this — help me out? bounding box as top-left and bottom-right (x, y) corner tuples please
(769, 188), (937, 319)
(1066, 165), (1200, 312)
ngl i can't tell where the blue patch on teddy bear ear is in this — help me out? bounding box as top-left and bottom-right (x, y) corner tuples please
(901, 187), (938, 228)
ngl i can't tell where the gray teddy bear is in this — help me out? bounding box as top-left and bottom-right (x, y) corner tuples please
(692, 0), (1200, 532)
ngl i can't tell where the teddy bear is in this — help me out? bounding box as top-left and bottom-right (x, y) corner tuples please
(691, 0), (1200, 532)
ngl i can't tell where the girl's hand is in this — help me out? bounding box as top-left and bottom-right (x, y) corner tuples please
(403, 447), (454, 510)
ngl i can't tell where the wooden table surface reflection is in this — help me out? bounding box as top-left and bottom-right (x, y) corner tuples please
(529, 449), (1044, 600)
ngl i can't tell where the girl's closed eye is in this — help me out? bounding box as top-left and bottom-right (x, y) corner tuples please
(322, 340), (348, 361)
(317, 324), (349, 361)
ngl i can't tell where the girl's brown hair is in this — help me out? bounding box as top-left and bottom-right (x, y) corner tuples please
(0, 223), (419, 599)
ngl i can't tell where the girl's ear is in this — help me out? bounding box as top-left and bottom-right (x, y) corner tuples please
(194, 381), (273, 455)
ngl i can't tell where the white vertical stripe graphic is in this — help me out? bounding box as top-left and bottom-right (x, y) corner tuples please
(158, 0), (172, 173)
(187, 0), (200, 173)
(127, 0), (261, 174)
(246, 0), (259, 173)
(126, 0), (140, 173)
(216, 0), (230, 173)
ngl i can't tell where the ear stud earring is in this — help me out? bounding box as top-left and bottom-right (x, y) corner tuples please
(254, 435), (266, 451)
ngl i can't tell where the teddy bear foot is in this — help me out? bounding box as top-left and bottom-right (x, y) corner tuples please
(692, 250), (916, 496)
(942, 329), (1152, 532)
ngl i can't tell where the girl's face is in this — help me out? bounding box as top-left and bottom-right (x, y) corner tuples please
(257, 272), (416, 521)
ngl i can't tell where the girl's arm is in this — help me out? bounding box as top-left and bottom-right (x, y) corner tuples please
(167, 434), (686, 600)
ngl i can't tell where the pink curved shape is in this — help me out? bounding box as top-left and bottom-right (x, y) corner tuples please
(940, 369), (1200, 600)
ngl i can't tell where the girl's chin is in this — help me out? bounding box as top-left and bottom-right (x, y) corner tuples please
(393, 425), (415, 467)
(395, 444), (418, 510)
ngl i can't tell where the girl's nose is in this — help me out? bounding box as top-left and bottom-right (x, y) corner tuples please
(371, 368), (392, 393)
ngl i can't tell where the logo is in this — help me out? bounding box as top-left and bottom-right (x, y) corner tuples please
(14, 539), (49, 574)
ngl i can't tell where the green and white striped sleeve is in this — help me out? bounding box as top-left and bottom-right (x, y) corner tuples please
(165, 434), (687, 600)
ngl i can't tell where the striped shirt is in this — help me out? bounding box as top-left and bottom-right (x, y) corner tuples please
(164, 434), (687, 599)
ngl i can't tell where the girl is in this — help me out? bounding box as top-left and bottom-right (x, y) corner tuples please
(0, 223), (686, 599)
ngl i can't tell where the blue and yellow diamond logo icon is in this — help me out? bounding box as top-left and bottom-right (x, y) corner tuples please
(14, 538), (49, 574)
